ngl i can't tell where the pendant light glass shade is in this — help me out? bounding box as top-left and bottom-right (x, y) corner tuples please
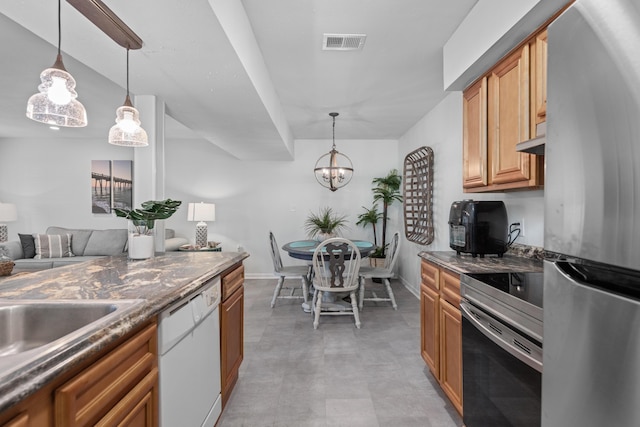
(314, 112), (353, 192)
(109, 96), (148, 146)
(26, 0), (87, 127)
(108, 49), (148, 147)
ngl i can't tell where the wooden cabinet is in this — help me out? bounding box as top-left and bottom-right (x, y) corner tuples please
(462, 77), (488, 189)
(2, 413), (29, 427)
(0, 322), (158, 427)
(220, 263), (244, 408)
(55, 323), (158, 427)
(420, 260), (462, 415)
(420, 282), (439, 375)
(532, 30), (548, 128)
(439, 298), (462, 414)
(463, 28), (546, 193)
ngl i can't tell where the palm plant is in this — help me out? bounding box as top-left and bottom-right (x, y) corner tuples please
(356, 205), (383, 247)
(372, 169), (403, 257)
(304, 207), (348, 239)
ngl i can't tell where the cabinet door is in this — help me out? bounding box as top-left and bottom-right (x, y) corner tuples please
(95, 369), (158, 427)
(55, 323), (158, 427)
(221, 285), (244, 408)
(440, 299), (463, 416)
(1, 413), (28, 427)
(420, 284), (440, 378)
(488, 44), (531, 185)
(533, 30), (548, 127)
(462, 77), (488, 189)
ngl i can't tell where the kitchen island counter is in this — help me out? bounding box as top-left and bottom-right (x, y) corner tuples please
(0, 251), (249, 414)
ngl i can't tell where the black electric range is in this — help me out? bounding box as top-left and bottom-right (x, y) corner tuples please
(460, 271), (543, 342)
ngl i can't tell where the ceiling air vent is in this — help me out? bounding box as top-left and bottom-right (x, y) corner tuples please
(322, 34), (366, 51)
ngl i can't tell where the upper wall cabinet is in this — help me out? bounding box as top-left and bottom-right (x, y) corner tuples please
(462, 27), (547, 193)
(533, 30), (548, 129)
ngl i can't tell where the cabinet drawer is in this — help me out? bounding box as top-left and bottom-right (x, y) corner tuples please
(421, 261), (439, 291)
(440, 270), (461, 309)
(222, 264), (244, 301)
(55, 323), (157, 427)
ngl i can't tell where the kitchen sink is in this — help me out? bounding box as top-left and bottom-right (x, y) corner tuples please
(0, 299), (144, 377)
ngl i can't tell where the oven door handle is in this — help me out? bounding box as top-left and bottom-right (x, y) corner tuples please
(460, 301), (543, 373)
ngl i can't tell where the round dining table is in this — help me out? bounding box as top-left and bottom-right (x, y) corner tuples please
(282, 239), (376, 313)
(282, 239), (376, 261)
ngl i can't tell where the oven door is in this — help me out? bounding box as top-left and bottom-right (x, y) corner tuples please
(461, 300), (542, 427)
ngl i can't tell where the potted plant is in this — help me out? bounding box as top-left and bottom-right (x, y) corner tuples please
(304, 207), (348, 241)
(356, 204), (383, 248)
(369, 169), (403, 265)
(115, 198), (182, 259)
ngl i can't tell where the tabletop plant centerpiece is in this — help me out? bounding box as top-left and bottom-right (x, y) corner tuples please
(115, 198), (182, 260)
(359, 169), (403, 266)
(304, 207), (348, 241)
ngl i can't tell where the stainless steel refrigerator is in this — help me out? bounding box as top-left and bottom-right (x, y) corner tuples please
(543, 0), (640, 425)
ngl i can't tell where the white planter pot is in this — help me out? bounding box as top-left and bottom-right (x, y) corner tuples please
(316, 232), (336, 242)
(128, 234), (155, 260)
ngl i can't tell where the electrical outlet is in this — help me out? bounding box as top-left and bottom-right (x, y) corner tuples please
(519, 218), (525, 237)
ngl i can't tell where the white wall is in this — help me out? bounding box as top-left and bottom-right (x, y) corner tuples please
(396, 92), (544, 296)
(0, 135), (399, 278)
(0, 137), (133, 232)
(165, 137), (399, 276)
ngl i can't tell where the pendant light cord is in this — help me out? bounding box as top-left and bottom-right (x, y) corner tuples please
(57, 0), (62, 56)
(126, 48), (130, 98)
(332, 114), (336, 149)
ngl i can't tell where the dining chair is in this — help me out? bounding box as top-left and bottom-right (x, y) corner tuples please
(311, 237), (362, 329)
(269, 231), (310, 308)
(358, 232), (400, 310)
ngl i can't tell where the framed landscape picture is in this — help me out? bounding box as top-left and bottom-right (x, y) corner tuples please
(90, 160), (133, 213)
(91, 160), (112, 214)
(112, 160), (133, 211)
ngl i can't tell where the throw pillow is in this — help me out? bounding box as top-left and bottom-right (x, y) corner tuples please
(18, 233), (36, 258)
(33, 234), (75, 259)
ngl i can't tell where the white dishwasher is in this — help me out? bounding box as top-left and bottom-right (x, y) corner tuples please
(158, 276), (222, 427)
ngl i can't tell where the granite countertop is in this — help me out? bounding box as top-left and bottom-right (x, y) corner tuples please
(0, 251), (249, 414)
(419, 250), (543, 274)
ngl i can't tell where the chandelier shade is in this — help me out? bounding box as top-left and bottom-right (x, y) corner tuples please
(26, 0), (87, 127)
(109, 49), (148, 147)
(313, 112), (353, 192)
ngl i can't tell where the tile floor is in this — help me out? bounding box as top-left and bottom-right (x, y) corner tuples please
(218, 278), (463, 427)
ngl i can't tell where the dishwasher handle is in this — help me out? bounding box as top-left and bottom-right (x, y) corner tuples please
(460, 301), (543, 373)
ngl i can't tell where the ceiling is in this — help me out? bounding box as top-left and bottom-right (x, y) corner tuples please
(0, 0), (477, 160)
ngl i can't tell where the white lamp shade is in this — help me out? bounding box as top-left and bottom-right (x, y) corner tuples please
(0, 203), (17, 222)
(187, 203), (216, 222)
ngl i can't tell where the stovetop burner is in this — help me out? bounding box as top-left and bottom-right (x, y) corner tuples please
(465, 272), (543, 309)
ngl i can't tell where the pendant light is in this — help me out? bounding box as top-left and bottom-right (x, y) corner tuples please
(108, 48), (148, 147)
(26, 0), (87, 127)
(314, 112), (354, 192)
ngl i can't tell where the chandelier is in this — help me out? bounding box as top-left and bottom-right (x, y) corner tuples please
(314, 112), (354, 191)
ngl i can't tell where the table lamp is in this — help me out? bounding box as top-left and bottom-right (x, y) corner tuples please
(187, 202), (215, 247)
(0, 203), (17, 243)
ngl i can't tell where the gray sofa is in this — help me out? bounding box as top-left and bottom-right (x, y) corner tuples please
(0, 226), (188, 272)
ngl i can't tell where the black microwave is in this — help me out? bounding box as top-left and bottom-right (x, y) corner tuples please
(448, 200), (508, 257)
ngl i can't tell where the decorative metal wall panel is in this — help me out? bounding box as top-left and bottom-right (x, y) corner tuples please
(403, 146), (434, 245)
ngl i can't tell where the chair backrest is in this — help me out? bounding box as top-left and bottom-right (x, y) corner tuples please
(382, 232), (401, 271)
(269, 231), (284, 273)
(312, 237), (361, 292)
